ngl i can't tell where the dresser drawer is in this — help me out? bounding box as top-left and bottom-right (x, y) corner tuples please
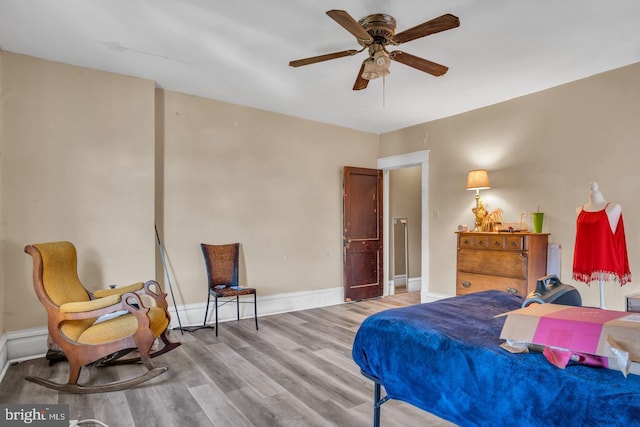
(487, 235), (524, 250)
(458, 235), (489, 249)
(457, 272), (526, 296)
(457, 249), (527, 278)
(459, 234), (523, 251)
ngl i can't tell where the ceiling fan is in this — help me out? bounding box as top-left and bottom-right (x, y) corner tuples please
(289, 10), (460, 90)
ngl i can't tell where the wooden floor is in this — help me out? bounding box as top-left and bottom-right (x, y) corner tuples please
(0, 292), (456, 427)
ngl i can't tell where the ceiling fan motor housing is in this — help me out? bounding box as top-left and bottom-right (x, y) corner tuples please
(358, 14), (396, 46)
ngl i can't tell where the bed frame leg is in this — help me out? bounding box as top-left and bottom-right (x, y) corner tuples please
(373, 382), (381, 427)
(373, 381), (390, 427)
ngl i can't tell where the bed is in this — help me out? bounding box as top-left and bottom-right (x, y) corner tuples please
(352, 290), (640, 427)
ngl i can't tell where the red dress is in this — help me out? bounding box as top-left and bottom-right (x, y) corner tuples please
(572, 205), (631, 285)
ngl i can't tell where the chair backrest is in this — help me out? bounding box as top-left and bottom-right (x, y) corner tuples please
(201, 243), (239, 289)
(27, 241), (91, 307)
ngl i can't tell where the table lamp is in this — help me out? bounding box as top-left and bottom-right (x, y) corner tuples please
(466, 169), (491, 232)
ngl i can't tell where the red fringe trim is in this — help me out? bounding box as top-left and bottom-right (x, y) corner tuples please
(572, 271), (631, 286)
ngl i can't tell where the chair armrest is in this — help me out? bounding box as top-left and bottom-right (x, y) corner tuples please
(92, 282), (144, 298)
(138, 280), (169, 312)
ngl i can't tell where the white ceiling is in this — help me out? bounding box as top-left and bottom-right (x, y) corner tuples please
(1, 1), (640, 134)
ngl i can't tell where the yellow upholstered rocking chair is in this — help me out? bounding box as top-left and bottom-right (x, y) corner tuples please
(24, 241), (180, 394)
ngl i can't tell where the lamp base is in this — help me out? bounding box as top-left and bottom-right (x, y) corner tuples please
(472, 193), (484, 232)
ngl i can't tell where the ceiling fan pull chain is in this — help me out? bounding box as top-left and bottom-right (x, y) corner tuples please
(382, 73), (386, 108)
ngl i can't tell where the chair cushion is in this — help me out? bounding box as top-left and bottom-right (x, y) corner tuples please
(61, 319), (96, 341)
(59, 294), (121, 313)
(75, 307), (169, 345)
(34, 241), (90, 305)
(213, 287), (256, 297)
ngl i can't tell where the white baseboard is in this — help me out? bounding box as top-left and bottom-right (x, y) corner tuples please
(0, 286), (345, 382)
(406, 277), (422, 293)
(0, 334), (7, 384)
(392, 274), (407, 286)
(387, 275), (452, 302)
(388, 276), (422, 294)
(168, 286), (344, 329)
(0, 327), (48, 384)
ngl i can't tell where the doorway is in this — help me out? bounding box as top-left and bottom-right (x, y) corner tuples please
(388, 165), (422, 295)
(378, 150), (429, 300)
(392, 217), (409, 293)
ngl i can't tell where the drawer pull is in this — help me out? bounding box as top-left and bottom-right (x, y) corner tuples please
(494, 241), (501, 246)
(461, 281), (472, 288)
(506, 287), (518, 294)
(478, 240), (485, 246)
(463, 239), (470, 245)
(510, 241), (518, 247)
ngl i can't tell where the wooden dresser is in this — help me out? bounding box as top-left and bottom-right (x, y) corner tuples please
(456, 232), (549, 297)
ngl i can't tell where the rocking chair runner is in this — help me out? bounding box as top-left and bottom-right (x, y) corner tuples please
(201, 243), (258, 336)
(24, 241), (180, 394)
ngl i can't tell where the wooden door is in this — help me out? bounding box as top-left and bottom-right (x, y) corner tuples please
(343, 166), (383, 301)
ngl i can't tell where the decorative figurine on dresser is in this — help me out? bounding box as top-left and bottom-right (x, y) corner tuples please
(456, 231), (549, 296)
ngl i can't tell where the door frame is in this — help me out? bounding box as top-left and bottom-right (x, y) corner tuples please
(377, 150), (429, 301)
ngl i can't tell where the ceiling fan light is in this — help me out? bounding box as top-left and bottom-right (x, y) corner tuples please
(373, 50), (391, 69)
(362, 57), (390, 80)
(362, 59), (379, 80)
(362, 70), (390, 80)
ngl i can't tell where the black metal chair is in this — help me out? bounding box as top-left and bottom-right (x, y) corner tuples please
(201, 243), (258, 336)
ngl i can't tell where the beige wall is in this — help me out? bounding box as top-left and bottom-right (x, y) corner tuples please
(0, 52), (379, 333)
(380, 61), (640, 310)
(1, 52), (156, 331)
(156, 90), (378, 307)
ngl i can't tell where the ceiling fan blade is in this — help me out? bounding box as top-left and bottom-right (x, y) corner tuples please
(390, 51), (449, 76)
(392, 13), (460, 44)
(327, 10), (374, 44)
(353, 62), (369, 91)
(289, 49), (360, 67)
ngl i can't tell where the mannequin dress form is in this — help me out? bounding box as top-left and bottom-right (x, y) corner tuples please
(573, 182), (630, 308)
(577, 182), (621, 232)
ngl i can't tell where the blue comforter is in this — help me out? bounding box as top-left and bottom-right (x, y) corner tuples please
(352, 291), (640, 427)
